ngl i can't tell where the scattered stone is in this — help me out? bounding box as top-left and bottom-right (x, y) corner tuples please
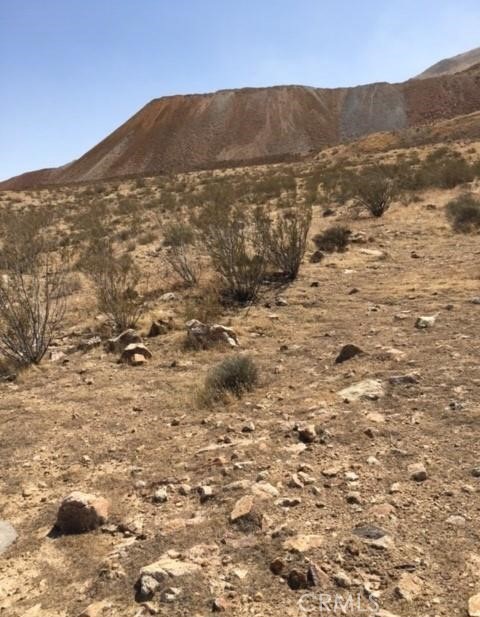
(137, 556), (200, 600)
(346, 491), (362, 505)
(470, 297), (480, 305)
(160, 587), (182, 603)
(298, 424), (317, 443)
(186, 319), (239, 349)
(307, 563), (330, 587)
(287, 569), (309, 590)
(283, 534), (323, 552)
(78, 600), (111, 617)
(359, 248), (386, 258)
(275, 297), (288, 306)
(77, 336), (102, 352)
(0, 520), (17, 554)
(310, 250), (325, 263)
(251, 481), (279, 499)
(471, 467), (480, 478)
(335, 344), (364, 364)
(153, 488), (168, 504)
(338, 379), (385, 402)
(160, 292), (176, 302)
(242, 421), (255, 433)
(148, 318), (173, 337)
(270, 557), (286, 575)
(56, 491), (110, 534)
(388, 373), (419, 385)
(469, 593), (480, 617)
(395, 572), (422, 601)
(198, 485), (215, 503)
(288, 473), (304, 489)
(230, 495), (261, 529)
(408, 463), (428, 482)
(106, 329), (142, 353)
(275, 497), (302, 508)
(212, 596), (228, 612)
(446, 515), (466, 526)
(334, 571), (352, 588)
(415, 315), (436, 329)
(120, 342), (152, 365)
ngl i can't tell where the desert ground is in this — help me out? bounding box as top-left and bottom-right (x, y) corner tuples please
(1, 142), (480, 617)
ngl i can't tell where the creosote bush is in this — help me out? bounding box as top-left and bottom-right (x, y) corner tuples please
(263, 202), (312, 280)
(194, 202), (268, 304)
(200, 355), (258, 405)
(162, 222), (198, 286)
(353, 170), (394, 217)
(0, 210), (68, 366)
(313, 225), (351, 253)
(446, 194), (480, 232)
(82, 242), (145, 332)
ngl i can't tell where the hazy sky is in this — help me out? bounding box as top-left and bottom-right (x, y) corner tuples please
(1, 0), (480, 181)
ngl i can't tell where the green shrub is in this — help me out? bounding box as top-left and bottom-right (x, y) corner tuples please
(446, 194), (480, 232)
(352, 170), (394, 217)
(313, 225), (351, 253)
(200, 355), (258, 404)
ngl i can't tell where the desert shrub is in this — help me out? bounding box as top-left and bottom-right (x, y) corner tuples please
(446, 194), (480, 232)
(352, 170), (394, 217)
(263, 202), (312, 280)
(162, 222), (198, 286)
(138, 231), (157, 245)
(0, 211), (68, 365)
(194, 202), (268, 303)
(200, 355), (258, 404)
(83, 242), (145, 332)
(313, 225), (351, 253)
(183, 283), (224, 324)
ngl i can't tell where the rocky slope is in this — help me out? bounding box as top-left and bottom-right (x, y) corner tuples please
(2, 50), (480, 190)
(415, 46), (480, 79)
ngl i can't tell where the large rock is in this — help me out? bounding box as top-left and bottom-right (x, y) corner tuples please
(469, 593), (480, 617)
(415, 315), (436, 329)
(56, 491), (110, 534)
(137, 555), (201, 599)
(230, 495), (262, 530)
(106, 329), (142, 353)
(186, 319), (239, 349)
(0, 520), (17, 554)
(282, 534), (324, 553)
(120, 343), (152, 365)
(339, 379), (385, 402)
(395, 573), (423, 601)
(148, 317), (173, 337)
(335, 344), (364, 364)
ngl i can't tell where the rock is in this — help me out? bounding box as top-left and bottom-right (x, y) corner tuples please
(346, 491), (362, 505)
(55, 491), (109, 534)
(270, 557), (286, 575)
(0, 520), (17, 554)
(469, 593), (480, 617)
(160, 587), (182, 603)
(335, 344), (363, 364)
(359, 248), (386, 258)
(287, 569), (309, 590)
(229, 495), (261, 529)
(106, 329), (142, 353)
(148, 317), (173, 337)
(310, 250), (325, 263)
(415, 315), (436, 329)
(212, 596), (228, 612)
(78, 600), (111, 617)
(137, 555), (201, 599)
(275, 297), (288, 306)
(288, 473), (304, 489)
(153, 488), (168, 503)
(120, 343), (152, 365)
(446, 515), (466, 526)
(471, 297), (480, 305)
(275, 497), (301, 508)
(251, 482), (279, 498)
(388, 373), (419, 385)
(298, 424), (317, 443)
(49, 349), (67, 363)
(186, 319), (239, 349)
(198, 485), (215, 502)
(408, 462), (428, 482)
(160, 292), (176, 302)
(471, 467), (480, 478)
(282, 534), (323, 553)
(242, 421), (255, 433)
(77, 336), (102, 352)
(334, 571), (352, 588)
(395, 572), (422, 601)
(338, 379), (385, 402)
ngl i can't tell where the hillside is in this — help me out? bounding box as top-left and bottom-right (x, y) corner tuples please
(1, 138), (480, 616)
(415, 46), (480, 79)
(2, 56), (480, 190)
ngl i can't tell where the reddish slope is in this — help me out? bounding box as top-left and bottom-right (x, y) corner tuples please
(2, 65), (480, 189)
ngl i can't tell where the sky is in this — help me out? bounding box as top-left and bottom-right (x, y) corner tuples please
(1, 0), (480, 181)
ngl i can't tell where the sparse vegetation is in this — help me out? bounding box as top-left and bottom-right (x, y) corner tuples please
(446, 193), (480, 232)
(313, 225), (351, 253)
(200, 355), (258, 404)
(162, 222), (198, 286)
(352, 169), (394, 217)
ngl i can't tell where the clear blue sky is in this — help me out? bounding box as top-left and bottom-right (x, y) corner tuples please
(1, 0), (479, 181)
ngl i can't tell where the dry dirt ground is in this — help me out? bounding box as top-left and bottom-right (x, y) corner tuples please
(1, 165), (480, 617)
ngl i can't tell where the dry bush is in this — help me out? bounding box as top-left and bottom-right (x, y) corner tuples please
(352, 169), (394, 217)
(82, 242), (145, 332)
(183, 283), (224, 324)
(446, 194), (480, 232)
(313, 225), (351, 253)
(199, 355), (258, 405)
(194, 202), (268, 304)
(161, 222), (198, 286)
(263, 201), (312, 280)
(0, 211), (68, 365)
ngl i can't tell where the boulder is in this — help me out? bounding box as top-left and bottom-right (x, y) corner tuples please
(282, 534), (323, 552)
(395, 573), (423, 601)
(0, 520), (17, 554)
(415, 315), (436, 329)
(55, 491), (109, 534)
(120, 343), (152, 365)
(335, 344), (363, 364)
(230, 495), (262, 530)
(186, 319), (239, 349)
(148, 317), (173, 337)
(106, 329), (142, 354)
(339, 379), (385, 401)
(469, 593), (480, 617)
(137, 555), (201, 599)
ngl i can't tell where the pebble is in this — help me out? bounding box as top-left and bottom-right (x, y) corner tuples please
(408, 463), (428, 482)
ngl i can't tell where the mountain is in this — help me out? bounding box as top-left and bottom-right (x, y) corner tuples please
(2, 49), (480, 190)
(415, 46), (480, 79)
